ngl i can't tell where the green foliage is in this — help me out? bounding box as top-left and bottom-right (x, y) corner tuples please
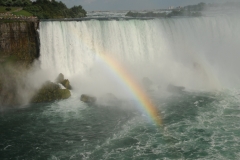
(0, 6), (5, 12)
(13, 10), (33, 16)
(0, 0), (85, 19)
(70, 5), (86, 17)
(0, 6), (21, 13)
(5, 7), (11, 11)
(24, 0), (86, 19)
(0, 0), (31, 7)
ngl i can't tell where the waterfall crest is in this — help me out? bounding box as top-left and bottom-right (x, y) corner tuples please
(39, 15), (240, 93)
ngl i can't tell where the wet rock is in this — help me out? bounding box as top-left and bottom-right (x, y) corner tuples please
(31, 81), (71, 103)
(56, 73), (64, 83)
(61, 79), (72, 90)
(55, 73), (72, 90)
(80, 94), (97, 103)
(0, 21), (39, 107)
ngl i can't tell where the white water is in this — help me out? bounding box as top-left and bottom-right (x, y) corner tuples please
(39, 15), (240, 96)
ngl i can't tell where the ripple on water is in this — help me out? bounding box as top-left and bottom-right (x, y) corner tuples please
(2, 90), (240, 159)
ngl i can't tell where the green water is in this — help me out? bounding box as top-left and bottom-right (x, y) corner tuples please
(1, 91), (240, 159)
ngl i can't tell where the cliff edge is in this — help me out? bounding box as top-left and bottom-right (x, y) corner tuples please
(0, 20), (39, 107)
(0, 21), (39, 64)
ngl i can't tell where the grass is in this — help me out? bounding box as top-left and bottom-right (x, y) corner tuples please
(12, 10), (33, 17)
(0, 6), (21, 13)
(0, 6), (33, 17)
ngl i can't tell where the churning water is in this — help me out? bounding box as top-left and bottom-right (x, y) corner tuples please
(1, 14), (240, 159)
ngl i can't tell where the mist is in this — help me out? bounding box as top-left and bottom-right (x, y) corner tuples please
(36, 13), (240, 104)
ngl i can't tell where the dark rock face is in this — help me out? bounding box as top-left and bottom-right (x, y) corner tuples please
(31, 81), (71, 103)
(0, 21), (39, 107)
(80, 94), (97, 103)
(0, 21), (39, 64)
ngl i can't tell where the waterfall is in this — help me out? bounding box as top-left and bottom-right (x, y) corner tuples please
(39, 15), (240, 95)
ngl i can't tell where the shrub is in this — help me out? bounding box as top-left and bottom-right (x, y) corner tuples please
(5, 7), (11, 11)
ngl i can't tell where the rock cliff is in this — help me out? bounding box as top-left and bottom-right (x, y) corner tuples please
(0, 21), (39, 65)
(0, 20), (40, 107)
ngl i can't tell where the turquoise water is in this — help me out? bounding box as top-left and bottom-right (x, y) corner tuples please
(1, 90), (240, 159)
(2, 12), (240, 160)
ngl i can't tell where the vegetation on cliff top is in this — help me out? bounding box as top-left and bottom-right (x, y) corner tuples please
(0, 6), (33, 17)
(0, 0), (31, 7)
(126, 2), (205, 18)
(0, 0), (86, 19)
(126, 11), (168, 18)
(25, 0), (86, 19)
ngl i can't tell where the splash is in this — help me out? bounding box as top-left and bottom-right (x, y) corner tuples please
(40, 20), (163, 126)
(39, 16), (240, 124)
(98, 53), (162, 125)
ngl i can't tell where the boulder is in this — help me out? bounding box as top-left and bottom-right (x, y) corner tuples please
(31, 81), (71, 103)
(55, 73), (72, 90)
(58, 89), (71, 99)
(56, 73), (64, 83)
(61, 79), (72, 90)
(80, 94), (97, 103)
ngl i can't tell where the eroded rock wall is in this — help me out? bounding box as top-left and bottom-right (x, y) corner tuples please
(0, 21), (39, 107)
(0, 21), (39, 64)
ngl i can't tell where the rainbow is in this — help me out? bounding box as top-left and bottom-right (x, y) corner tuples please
(98, 53), (163, 126)
(68, 22), (163, 126)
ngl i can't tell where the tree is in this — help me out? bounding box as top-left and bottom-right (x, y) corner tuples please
(14, 0), (23, 6)
(0, 0), (31, 6)
(24, 0), (86, 19)
(21, 0), (31, 6)
(70, 5), (86, 17)
(5, 0), (13, 7)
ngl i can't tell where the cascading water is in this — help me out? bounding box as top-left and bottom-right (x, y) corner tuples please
(2, 14), (240, 160)
(39, 15), (240, 94)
